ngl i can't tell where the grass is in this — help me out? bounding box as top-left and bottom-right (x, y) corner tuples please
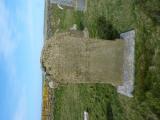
(53, 84), (159, 120)
(47, 0), (160, 119)
(50, 0), (135, 38)
(54, 84), (125, 120)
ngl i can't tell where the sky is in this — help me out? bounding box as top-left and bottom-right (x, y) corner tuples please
(0, 0), (44, 120)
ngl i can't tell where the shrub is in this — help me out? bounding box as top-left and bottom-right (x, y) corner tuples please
(97, 16), (119, 40)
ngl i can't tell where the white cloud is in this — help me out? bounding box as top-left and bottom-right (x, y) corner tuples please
(14, 0), (43, 60)
(0, 1), (28, 118)
(26, 0), (39, 56)
(13, 88), (27, 120)
(0, 0), (16, 59)
(0, 1), (43, 120)
(0, 0), (17, 83)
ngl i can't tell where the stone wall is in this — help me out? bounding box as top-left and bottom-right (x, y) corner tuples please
(41, 31), (124, 86)
(117, 30), (135, 97)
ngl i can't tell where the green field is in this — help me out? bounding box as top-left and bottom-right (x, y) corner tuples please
(48, 0), (160, 119)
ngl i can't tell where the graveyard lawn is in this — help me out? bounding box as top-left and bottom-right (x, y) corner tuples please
(44, 0), (160, 119)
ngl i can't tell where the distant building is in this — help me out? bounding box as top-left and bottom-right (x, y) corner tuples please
(50, 0), (87, 11)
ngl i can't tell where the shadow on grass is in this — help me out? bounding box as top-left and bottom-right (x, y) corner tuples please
(97, 16), (120, 40)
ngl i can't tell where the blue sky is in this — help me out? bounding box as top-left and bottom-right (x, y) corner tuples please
(0, 0), (44, 120)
